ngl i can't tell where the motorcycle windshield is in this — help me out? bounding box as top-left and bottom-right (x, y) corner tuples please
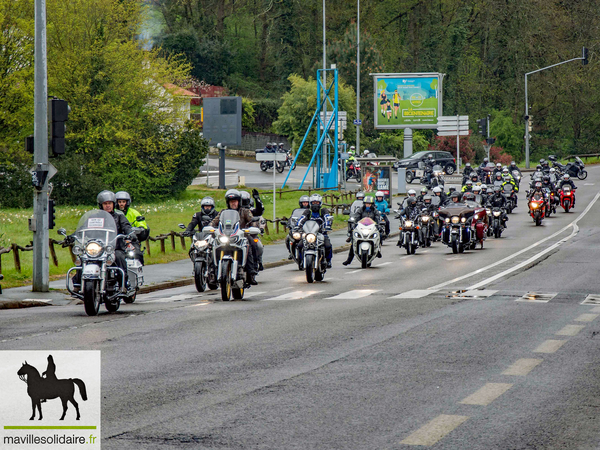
(303, 220), (321, 235)
(358, 217), (376, 226)
(431, 196), (441, 206)
(432, 165), (443, 172)
(74, 210), (118, 246)
(576, 157), (584, 166)
(503, 184), (514, 193)
(562, 186), (571, 193)
(218, 210), (241, 236)
(288, 208), (306, 228)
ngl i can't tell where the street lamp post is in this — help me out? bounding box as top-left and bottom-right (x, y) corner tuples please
(356, 0), (360, 155)
(524, 47), (588, 169)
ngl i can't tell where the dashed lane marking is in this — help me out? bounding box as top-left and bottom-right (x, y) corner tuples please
(591, 306), (600, 313)
(376, 261), (393, 267)
(263, 291), (322, 301)
(346, 269), (363, 274)
(400, 414), (469, 446)
(502, 358), (543, 376)
(390, 289), (439, 299)
(581, 294), (600, 305)
(575, 313), (599, 322)
(459, 383), (513, 406)
(533, 340), (567, 353)
(242, 291), (267, 299)
(556, 324), (586, 336)
(326, 289), (380, 299)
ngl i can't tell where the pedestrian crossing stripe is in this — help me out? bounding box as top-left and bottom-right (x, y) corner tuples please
(263, 291), (322, 301)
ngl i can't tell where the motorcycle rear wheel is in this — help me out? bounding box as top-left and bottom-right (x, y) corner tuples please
(83, 280), (100, 316)
(305, 255), (315, 283)
(578, 170), (587, 180)
(220, 260), (232, 301)
(194, 261), (207, 292)
(405, 172), (414, 183)
(260, 161), (269, 172)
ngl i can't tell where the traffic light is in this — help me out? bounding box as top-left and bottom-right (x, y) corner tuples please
(477, 118), (487, 136)
(48, 98), (70, 156)
(583, 47), (589, 66)
(528, 116), (533, 132)
(48, 199), (56, 229)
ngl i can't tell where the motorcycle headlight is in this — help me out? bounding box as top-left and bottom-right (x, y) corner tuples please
(72, 245), (83, 256)
(373, 233), (378, 238)
(493, 211), (501, 217)
(461, 217), (466, 223)
(194, 239), (209, 250)
(292, 232), (301, 240)
(445, 217), (450, 223)
(451, 216), (460, 224)
(354, 231), (360, 238)
(404, 220), (413, 227)
(422, 216), (430, 222)
(306, 233), (316, 243)
(486, 208), (491, 215)
(85, 242), (103, 257)
(219, 236), (229, 244)
(531, 202), (539, 209)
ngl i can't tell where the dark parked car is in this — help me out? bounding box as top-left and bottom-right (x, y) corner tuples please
(393, 151), (456, 183)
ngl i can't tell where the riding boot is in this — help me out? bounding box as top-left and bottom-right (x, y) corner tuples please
(342, 248), (354, 266)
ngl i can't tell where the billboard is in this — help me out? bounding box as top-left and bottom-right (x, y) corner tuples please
(372, 73), (444, 129)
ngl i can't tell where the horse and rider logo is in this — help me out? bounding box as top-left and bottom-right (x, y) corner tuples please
(17, 355), (87, 421)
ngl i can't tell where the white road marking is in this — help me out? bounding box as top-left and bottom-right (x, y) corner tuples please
(273, 286), (294, 293)
(590, 306), (600, 313)
(584, 183), (595, 185)
(185, 302), (210, 308)
(502, 358), (543, 376)
(533, 340), (567, 353)
(242, 291), (267, 298)
(581, 294), (600, 305)
(263, 290), (321, 301)
(459, 383), (513, 405)
(445, 257), (461, 261)
(145, 294), (198, 303)
(390, 289), (438, 299)
(556, 325), (586, 336)
(326, 289), (380, 299)
(376, 262), (393, 266)
(429, 192), (600, 291)
(574, 313), (599, 322)
(400, 414), (469, 446)
(347, 269), (363, 274)
(454, 289), (498, 298)
(516, 292), (557, 303)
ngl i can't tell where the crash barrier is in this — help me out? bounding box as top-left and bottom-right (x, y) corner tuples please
(564, 153), (600, 161)
(0, 190), (359, 277)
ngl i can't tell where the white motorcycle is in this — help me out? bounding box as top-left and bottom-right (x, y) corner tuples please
(351, 217), (382, 268)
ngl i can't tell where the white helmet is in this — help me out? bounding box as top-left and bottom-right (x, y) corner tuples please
(432, 186), (442, 194)
(407, 189), (416, 196)
(375, 190), (384, 198)
(473, 185), (482, 193)
(363, 150), (370, 156)
(549, 168), (555, 173)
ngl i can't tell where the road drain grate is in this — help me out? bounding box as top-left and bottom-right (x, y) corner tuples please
(517, 292), (557, 303)
(582, 294), (600, 305)
(446, 289), (498, 299)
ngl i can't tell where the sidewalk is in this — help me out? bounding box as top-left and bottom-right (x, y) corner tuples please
(0, 218), (399, 309)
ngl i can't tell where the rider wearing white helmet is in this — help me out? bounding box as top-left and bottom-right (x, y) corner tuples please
(374, 190), (390, 236)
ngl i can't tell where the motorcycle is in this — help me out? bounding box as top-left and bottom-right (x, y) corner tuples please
(211, 210), (260, 301)
(418, 208), (434, 247)
(549, 155), (587, 180)
(351, 217), (382, 268)
(489, 207), (505, 238)
(260, 158), (285, 173)
(502, 184), (517, 213)
(345, 161), (361, 181)
(528, 191), (546, 226)
(559, 185), (576, 213)
(439, 203), (487, 253)
(301, 218), (328, 283)
(398, 215), (420, 255)
(282, 208), (306, 270)
(60, 210), (142, 316)
(178, 224), (218, 292)
(423, 164), (445, 189)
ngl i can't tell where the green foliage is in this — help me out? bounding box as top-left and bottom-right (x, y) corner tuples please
(242, 98), (256, 130)
(273, 74), (356, 162)
(363, 130), (429, 157)
(489, 110), (524, 162)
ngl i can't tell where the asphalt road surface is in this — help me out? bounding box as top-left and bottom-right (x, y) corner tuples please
(2, 167), (600, 449)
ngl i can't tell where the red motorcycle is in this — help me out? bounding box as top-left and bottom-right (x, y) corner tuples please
(559, 186), (576, 213)
(528, 191), (546, 226)
(345, 161), (361, 182)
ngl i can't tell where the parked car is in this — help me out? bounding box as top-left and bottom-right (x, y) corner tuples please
(393, 151), (457, 183)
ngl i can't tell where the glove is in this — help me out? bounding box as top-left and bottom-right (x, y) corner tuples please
(252, 189), (260, 200)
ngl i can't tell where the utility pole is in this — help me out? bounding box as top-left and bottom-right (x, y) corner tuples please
(524, 47), (588, 169)
(322, 0), (327, 170)
(32, 0), (49, 292)
(355, 0), (360, 155)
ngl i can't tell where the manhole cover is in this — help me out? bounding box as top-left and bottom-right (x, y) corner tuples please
(517, 292), (557, 303)
(582, 294), (600, 305)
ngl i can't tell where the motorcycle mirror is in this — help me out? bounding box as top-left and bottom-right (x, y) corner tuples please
(57, 228), (67, 236)
(178, 224), (186, 229)
(342, 209), (350, 215)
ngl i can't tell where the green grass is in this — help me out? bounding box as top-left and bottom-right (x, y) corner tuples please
(0, 187), (352, 288)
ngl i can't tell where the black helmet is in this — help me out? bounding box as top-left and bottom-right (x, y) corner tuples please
(115, 191), (131, 211)
(470, 174), (478, 181)
(450, 191), (461, 200)
(462, 192), (475, 201)
(240, 191), (252, 208)
(97, 190), (116, 209)
(224, 189), (242, 209)
(542, 175), (550, 183)
(407, 197), (417, 206)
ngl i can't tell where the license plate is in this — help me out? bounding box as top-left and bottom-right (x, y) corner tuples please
(415, 170), (424, 177)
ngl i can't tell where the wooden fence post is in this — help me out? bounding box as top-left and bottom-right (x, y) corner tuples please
(160, 237), (166, 254)
(264, 222), (270, 236)
(179, 234), (187, 250)
(11, 243), (21, 273)
(170, 232), (176, 251)
(49, 239), (59, 267)
(275, 219), (279, 234)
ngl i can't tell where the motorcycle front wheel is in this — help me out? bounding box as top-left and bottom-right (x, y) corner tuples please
(220, 260), (232, 301)
(305, 254), (315, 283)
(361, 251), (369, 269)
(83, 280), (100, 316)
(194, 261), (207, 292)
(451, 235), (459, 254)
(535, 217), (542, 226)
(564, 200), (570, 213)
(276, 162), (285, 173)
(123, 289), (137, 304)
(578, 170), (588, 180)
(232, 286), (244, 299)
(105, 299), (120, 313)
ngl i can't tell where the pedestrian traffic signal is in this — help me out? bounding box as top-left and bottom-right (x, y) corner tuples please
(582, 47), (589, 66)
(48, 98), (70, 156)
(48, 199), (56, 229)
(477, 118), (487, 136)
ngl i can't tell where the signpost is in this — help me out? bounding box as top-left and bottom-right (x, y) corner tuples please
(437, 115), (468, 174)
(256, 152), (287, 222)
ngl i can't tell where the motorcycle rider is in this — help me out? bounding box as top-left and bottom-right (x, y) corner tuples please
(446, 186), (457, 197)
(492, 172), (504, 188)
(185, 197), (218, 235)
(397, 196), (421, 219)
(115, 191), (149, 264)
(298, 194), (333, 268)
(486, 185), (509, 226)
(242, 189), (266, 269)
(540, 159), (550, 174)
(508, 161), (522, 179)
(423, 154), (435, 185)
(557, 174), (577, 207)
(493, 162), (503, 177)
(299, 195), (310, 210)
(462, 162), (475, 184)
(286, 195), (311, 262)
(548, 167), (558, 184)
(375, 191), (390, 236)
(343, 196), (381, 265)
(417, 187), (429, 203)
(432, 186), (447, 206)
(347, 191), (366, 241)
(461, 180), (474, 193)
(210, 189), (259, 285)
(446, 190), (462, 205)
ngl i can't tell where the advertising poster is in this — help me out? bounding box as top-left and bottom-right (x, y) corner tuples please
(372, 73), (443, 129)
(362, 166), (391, 202)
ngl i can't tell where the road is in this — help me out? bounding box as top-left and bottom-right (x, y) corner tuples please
(2, 168), (600, 449)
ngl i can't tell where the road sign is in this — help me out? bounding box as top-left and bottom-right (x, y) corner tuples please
(353, 119), (362, 125)
(437, 130), (469, 136)
(256, 152), (287, 161)
(320, 111), (347, 130)
(437, 125), (469, 132)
